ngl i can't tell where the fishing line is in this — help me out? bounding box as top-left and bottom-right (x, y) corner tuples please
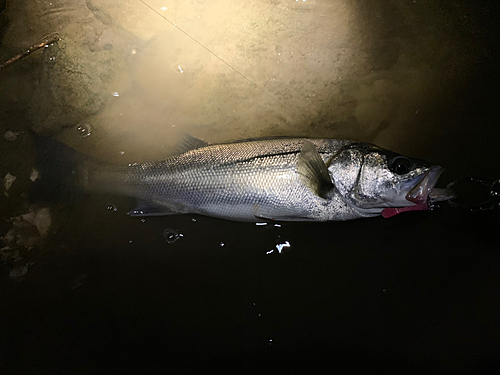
(139, 0), (284, 107)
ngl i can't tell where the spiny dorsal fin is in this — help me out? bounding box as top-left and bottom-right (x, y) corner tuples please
(297, 141), (334, 198)
(174, 133), (209, 154)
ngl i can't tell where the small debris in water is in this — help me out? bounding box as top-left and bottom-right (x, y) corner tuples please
(4, 130), (17, 141)
(4, 173), (16, 196)
(112, 92), (120, 97)
(266, 240), (291, 255)
(30, 169), (39, 182)
(220, 242), (225, 247)
(191, 218), (197, 223)
(275, 241), (291, 254)
(256, 222), (268, 226)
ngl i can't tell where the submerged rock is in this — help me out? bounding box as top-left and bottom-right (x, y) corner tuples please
(28, 37), (128, 135)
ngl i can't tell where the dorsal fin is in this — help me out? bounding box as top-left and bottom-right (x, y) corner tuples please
(297, 141), (334, 198)
(174, 134), (209, 154)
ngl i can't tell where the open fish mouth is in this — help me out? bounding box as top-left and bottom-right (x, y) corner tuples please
(382, 167), (456, 218)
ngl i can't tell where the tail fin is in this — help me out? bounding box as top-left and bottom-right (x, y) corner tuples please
(29, 135), (88, 204)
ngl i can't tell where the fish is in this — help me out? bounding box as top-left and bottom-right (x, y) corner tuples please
(33, 135), (454, 222)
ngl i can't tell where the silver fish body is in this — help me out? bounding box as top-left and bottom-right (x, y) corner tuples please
(85, 137), (452, 222)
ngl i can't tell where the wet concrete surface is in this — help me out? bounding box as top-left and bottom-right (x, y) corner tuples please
(0, 0), (499, 371)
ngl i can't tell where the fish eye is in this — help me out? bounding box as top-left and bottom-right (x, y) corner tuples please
(389, 156), (412, 175)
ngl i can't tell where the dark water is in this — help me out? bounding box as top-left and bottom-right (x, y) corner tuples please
(2, 201), (499, 371)
(1, 0), (500, 373)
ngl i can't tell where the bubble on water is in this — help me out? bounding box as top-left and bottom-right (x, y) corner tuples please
(106, 204), (117, 212)
(175, 64), (185, 74)
(76, 124), (91, 138)
(163, 228), (183, 244)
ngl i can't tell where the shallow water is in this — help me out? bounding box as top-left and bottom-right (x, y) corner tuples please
(1, 0), (499, 371)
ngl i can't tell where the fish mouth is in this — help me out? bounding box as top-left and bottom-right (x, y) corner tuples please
(382, 167), (455, 218)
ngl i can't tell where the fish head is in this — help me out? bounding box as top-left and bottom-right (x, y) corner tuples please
(329, 144), (454, 218)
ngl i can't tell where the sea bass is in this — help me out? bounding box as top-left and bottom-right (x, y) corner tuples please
(35, 136), (453, 222)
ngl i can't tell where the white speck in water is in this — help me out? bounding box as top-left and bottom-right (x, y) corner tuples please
(256, 222), (268, 226)
(112, 92), (120, 97)
(269, 339), (273, 345)
(140, 219), (146, 223)
(164, 228), (182, 244)
(160, 6), (168, 11)
(274, 224), (281, 227)
(131, 49), (137, 55)
(258, 313), (262, 317)
(275, 241), (291, 254)
(119, 151), (125, 155)
(266, 249), (274, 255)
(176, 65), (185, 74)
(129, 240), (133, 244)
(191, 218), (197, 222)
(76, 124), (91, 138)
(220, 242), (225, 247)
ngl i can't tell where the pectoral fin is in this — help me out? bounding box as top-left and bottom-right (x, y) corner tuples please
(297, 141), (334, 198)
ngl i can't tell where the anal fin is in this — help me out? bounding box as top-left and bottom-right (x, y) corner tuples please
(127, 200), (179, 217)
